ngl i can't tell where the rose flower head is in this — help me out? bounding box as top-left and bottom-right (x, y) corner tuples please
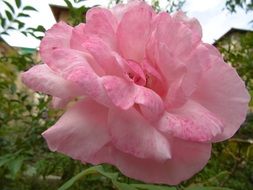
(22, 0), (250, 185)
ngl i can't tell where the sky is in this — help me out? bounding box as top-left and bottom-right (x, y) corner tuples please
(1, 0), (253, 48)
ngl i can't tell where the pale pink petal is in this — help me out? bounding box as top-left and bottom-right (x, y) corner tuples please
(45, 48), (110, 106)
(185, 43), (220, 72)
(157, 101), (223, 142)
(81, 36), (123, 76)
(141, 59), (162, 81)
(51, 97), (71, 109)
(192, 56), (250, 142)
(147, 41), (188, 108)
(117, 1), (154, 62)
(44, 48), (100, 76)
(85, 7), (117, 50)
(40, 22), (72, 64)
(150, 12), (196, 57)
(82, 37), (148, 81)
(21, 64), (83, 98)
(147, 32), (202, 108)
(90, 138), (211, 185)
(111, 0), (143, 22)
(165, 78), (188, 109)
(70, 23), (86, 51)
(172, 11), (202, 45)
(42, 99), (111, 161)
(125, 60), (146, 85)
(141, 60), (167, 97)
(102, 76), (164, 121)
(108, 108), (171, 161)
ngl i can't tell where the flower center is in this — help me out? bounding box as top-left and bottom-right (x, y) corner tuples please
(126, 60), (146, 86)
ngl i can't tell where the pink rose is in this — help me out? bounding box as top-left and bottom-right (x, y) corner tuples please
(22, 0), (250, 185)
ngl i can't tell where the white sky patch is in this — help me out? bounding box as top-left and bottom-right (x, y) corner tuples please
(184, 0), (253, 43)
(184, 0), (221, 12)
(1, 0), (253, 48)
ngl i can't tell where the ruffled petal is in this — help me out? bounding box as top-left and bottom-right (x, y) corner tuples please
(108, 108), (171, 161)
(40, 22), (72, 64)
(192, 53), (250, 142)
(111, 0), (143, 22)
(81, 36), (123, 76)
(42, 99), (111, 161)
(172, 11), (202, 46)
(157, 101), (223, 142)
(21, 64), (83, 98)
(117, 1), (154, 62)
(102, 76), (164, 121)
(147, 13), (203, 108)
(51, 97), (71, 109)
(44, 48), (97, 75)
(150, 12), (197, 57)
(85, 7), (118, 50)
(45, 48), (110, 106)
(70, 23), (86, 51)
(89, 138), (211, 185)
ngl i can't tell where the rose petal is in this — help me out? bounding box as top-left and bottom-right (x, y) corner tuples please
(51, 97), (71, 109)
(102, 76), (164, 121)
(172, 11), (202, 45)
(70, 23), (86, 51)
(90, 138), (211, 185)
(157, 101), (223, 142)
(147, 33), (202, 108)
(40, 22), (72, 64)
(85, 7), (117, 50)
(21, 64), (83, 98)
(42, 99), (110, 161)
(117, 1), (154, 62)
(45, 48), (110, 106)
(81, 36), (123, 76)
(111, 0), (143, 22)
(192, 54), (250, 142)
(108, 107), (171, 161)
(150, 12), (196, 57)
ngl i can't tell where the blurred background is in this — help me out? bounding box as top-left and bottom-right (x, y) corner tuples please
(0, 0), (253, 190)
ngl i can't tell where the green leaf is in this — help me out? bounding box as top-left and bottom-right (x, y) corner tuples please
(0, 31), (9, 35)
(93, 165), (118, 180)
(15, 0), (21, 8)
(3, 1), (15, 13)
(17, 13), (30, 18)
(113, 181), (138, 190)
(7, 26), (15, 30)
(0, 18), (6, 28)
(23, 6), (37, 11)
(58, 165), (119, 190)
(14, 20), (25, 29)
(21, 31), (28, 36)
(58, 165), (105, 190)
(36, 25), (46, 32)
(0, 154), (13, 167)
(132, 184), (177, 190)
(64, 0), (73, 9)
(7, 156), (25, 178)
(5, 10), (13, 20)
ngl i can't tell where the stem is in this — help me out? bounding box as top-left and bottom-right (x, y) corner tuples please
(58, 166), (99, 190)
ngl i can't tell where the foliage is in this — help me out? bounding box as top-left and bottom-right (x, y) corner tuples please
(0, 0), (252, 190)
(0, 0), (45, 40)
(63, 0), (90, 26)
(151, 0), (185, 12)
(225, 0), (253, 13)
